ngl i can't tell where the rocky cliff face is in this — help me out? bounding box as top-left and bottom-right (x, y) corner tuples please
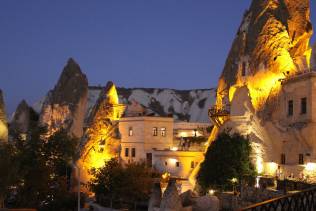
(0, 90), (8, 142)
(78, 81), (124, 184)
(39, 58), (88, 138)
(35, 87), (216, 124)
(217, 0), (313, 110)
(210, 0), (314, 179)
(312, 42), (316, 70)
(87, 87), (216, 123)
(10, 100), (38, 135)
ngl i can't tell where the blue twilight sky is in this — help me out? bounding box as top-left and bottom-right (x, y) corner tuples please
(0, 1), (316, 114)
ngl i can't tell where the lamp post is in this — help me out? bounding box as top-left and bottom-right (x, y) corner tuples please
(72, 163), (81, 211)
(231, 178), (238, 195)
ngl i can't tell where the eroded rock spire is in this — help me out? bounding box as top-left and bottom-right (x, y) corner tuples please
(39, 58), (88, 138)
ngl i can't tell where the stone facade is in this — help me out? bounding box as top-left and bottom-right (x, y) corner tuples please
(119, 116), (209, 179)
(119, 116), (174, 164)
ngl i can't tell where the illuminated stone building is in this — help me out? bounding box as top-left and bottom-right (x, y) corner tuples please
(119, 116), (210, 179)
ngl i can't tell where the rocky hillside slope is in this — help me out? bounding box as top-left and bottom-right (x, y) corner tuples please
(87, 86), (216, 123)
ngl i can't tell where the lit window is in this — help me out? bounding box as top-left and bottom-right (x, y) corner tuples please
(161, 127), (166, 137)
(153, 127), (158, 136)
(128, 127), (133, 136)
(125, 148), (129, 157)
(176, 162), (180, 167)
(301, 98), (307, 114)
(288, 100), (293, 116)
(299, 154), (304, 165)
(132, 148), (136, 158)
(281, 153), (286, 165)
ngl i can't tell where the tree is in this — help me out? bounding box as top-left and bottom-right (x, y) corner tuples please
(0, 127), (79, 210)
(197, 131), (256, 191)
(89, 159), (154, 208)
(0, 143), (19, 208)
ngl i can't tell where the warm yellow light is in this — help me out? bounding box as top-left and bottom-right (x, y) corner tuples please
(305, 48), (312, 69)
(231, 178), (238, 184)
(169, 158), (178, 165)
(305, 163), (316, 171)
(179, 132), (188, 138)
(208, 189), (215, 195)
(171, 147), (178, 151)
(255, 176), (260, 188)
(0, 121), (8, 142)
(229, 86), (237, 102)
(162, 172), (170, 180)
(78, 82), (125, 185)
(265, 162), (278, 176)
(255, 155), (264, 174)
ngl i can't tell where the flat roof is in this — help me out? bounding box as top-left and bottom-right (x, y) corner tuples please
(119, 116), (174, 122)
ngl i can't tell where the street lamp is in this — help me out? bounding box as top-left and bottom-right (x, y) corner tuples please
(72, 163), (81, 211)
(231, 178), (238, 195)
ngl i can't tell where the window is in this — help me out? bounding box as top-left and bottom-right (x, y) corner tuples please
(281, 153), (286, 165)
(191, 161), (195, 169)
(131, 148), (136, 158)
(128, 127), (133, 136)
(299, 154), (304, 165)
(301, 98), (307, 114)
(161, 127), (166, 137)
(288, 100), (293, 116)
(125, 148), (129, 157)
(176, 162), (180, 167)
(153, 127), (158, 136)
(242, 62), (246, 76)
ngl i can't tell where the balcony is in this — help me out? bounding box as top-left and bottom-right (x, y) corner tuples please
(208, 104), (230, 126)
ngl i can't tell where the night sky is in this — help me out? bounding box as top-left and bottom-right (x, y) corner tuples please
(1, 1), (316, 115)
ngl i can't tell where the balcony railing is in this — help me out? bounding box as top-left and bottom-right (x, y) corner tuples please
(240, 186), (316, 211)
(208, 104), (230, 126)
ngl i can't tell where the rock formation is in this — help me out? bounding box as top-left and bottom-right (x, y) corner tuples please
(39, 58), (88, 138)
(78, 81), (125, 183)
(217, 0), (313, 110)
(191, 195), (220, 211)
(312, 42), (316, 70)
(0, 90), (8, 142)
(86, 87), (216, 123)
(10, 100), (38, 137)
(207, 0), (315, 179)
(148, 183), (162, 211)
(160, 180), (183, 211)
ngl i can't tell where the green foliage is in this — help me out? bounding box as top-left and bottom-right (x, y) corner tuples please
(0, 127), (79, 210)
(197, 131), (256, 191)
(0, 143), (19, 207)
(89, 159), (154, 205)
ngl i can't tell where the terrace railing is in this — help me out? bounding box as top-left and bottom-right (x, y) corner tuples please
(240, 187), (316, 211)
(208, 104), (230, 126)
